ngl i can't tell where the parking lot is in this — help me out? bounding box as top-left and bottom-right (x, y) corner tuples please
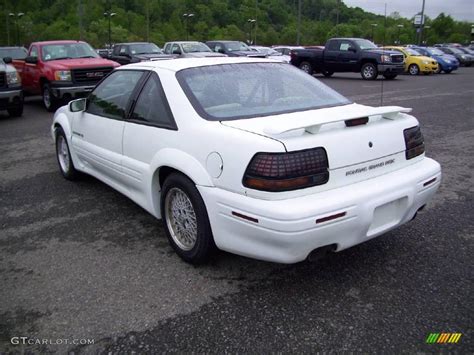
(0, 68), (473, 353)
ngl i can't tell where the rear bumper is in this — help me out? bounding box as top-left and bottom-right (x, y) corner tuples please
(0, 88), (23, 109)
(50, 82), (95, 99)
(199, 158), (441, 264)
(377, 64), (405, 74)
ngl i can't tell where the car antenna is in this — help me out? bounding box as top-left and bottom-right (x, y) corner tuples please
(380, 3), (387, 106)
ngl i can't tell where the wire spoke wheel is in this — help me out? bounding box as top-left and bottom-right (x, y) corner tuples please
(165, 187), (198, 251)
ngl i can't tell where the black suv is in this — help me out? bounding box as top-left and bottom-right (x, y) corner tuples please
(108, 42), (174, 65)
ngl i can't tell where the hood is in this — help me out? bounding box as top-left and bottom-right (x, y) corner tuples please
(135, 53), (175, 60)
(185, 52), (227, 58)
(228, 51), (265, 57)
(418, 55), (437, 63)
(45, 57), (118, 70)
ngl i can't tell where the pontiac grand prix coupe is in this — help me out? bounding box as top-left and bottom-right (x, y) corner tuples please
(52, 58), (441, 264)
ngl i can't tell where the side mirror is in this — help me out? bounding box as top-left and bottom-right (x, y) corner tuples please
(3, 57), (12, 64)
(25, 56), (38, 64)
(69, 98), (87, 112)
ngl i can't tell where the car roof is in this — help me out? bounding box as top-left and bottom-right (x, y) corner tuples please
(115, 42), (155, 45)
(206, 40), (241, 43)
(32, 40), (86, 45)
(121, 57), (280, 72)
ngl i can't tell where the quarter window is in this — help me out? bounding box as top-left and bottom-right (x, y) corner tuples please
(131, 73), (176, 129)
(87, 70), (144, 120)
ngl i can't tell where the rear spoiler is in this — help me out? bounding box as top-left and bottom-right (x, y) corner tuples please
(263, 103), (412, 135)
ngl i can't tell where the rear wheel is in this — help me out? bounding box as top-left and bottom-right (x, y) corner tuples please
(161, 173), (216, 264)
(299, 61), (313, 75)
(43, 83), (59, 112)
(435, 65), (442, 74)
(322, 70), (334, 77)
(408, 64), (420, 75)
(361, 63), (378, 80)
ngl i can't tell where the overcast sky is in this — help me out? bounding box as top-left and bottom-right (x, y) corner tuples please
(343, 0), (474, 22)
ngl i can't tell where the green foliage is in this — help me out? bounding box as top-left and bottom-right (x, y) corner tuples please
(0, 0), (471, 48)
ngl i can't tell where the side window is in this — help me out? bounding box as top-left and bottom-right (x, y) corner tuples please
(214, 44), (222, 53)
(163, 44), (170, 54)
(327, 41), (340, 51)
(112, 46), (120, 56)
(87, 70), (144, 120)
(119, 46), (128, 55)
(171, 44), (181, 54)
(339, 41), (352, 51)
(30, 46), (38, 58)
(131, 73), (176, 129)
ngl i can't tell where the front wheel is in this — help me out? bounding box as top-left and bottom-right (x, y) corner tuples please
(361, 63), (378, 80)
(7, 102), (23, 117)
(43, 83), (59, 112)
(299, 61), (313, 75)
(444, 69), (452, 74)
(55, 127), (80, 180)
(383, 73), (397, 80)
(161, 173), (216, 264)
(435, 65), (442, 74)
(408, 64), (420, 75)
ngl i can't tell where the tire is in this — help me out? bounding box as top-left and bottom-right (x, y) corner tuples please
(360, 62), (378, 80)
(408, 64), (420, 75)
(43, 83), (59, 112)
(465, 63), (472, 67)
(55, 127), (79, 180)
(299, 61), (313, 75)
(435, 65), (442, 74)
(7, 103), (23, 117)
(322, 70), (334, 77)
(161, 172), (216, 264)
(444, 69), (452, 74)
(383, 73), (397, 80)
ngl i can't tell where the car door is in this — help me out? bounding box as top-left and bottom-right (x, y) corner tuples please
(117, 45), (132, 65)
(122, 71), (178, 202)
(22, 45), (40, 93)
(338, 40), (359, 71)
(323, 40), (341, 71)
(71, 70), (146, 183)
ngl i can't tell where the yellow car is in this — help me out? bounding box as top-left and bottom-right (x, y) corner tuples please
(381, 46), (438, 75)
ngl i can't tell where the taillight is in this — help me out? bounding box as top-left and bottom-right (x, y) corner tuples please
(404, 126), (425, 159)
(243, 148), (329, 192)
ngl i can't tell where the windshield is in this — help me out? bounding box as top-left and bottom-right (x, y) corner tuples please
(224, 42), (251, 52)
(0, 47), (27, 60)
(182, 42), (212, 53)
(427, 48), (444, 55)
(254, 47), (281, 55)
(129, 43), (162, 54)
(405, 48), (421, 56)
(41, 43), (99, 61)
(176, 63), (351, 121)
(354, 39), (377, 50)
(449, 48), (463, 54)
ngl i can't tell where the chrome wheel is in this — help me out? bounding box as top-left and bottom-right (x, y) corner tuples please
(300, 63), (311, 74)
(165, 187), (197, 251)
(409, 64), (419, 75)
(363, 65), (375, 78)
(57, 135), (70, 173)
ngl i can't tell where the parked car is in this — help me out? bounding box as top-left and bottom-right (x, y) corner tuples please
(206, 41), (264, 57)
(51, 57), (441, 264)
(163, 41), (226, 58)
(290, 38), (405, 80)
(96, 48), (111, 58)
(272, 46), (304, 63)
(0, 46), (28, 60)
(108, 42), (174, 65)
(380, 46), (438, 75)
(249, 46), (287, 62)
(0, 57), (23, 117)
(412, 46), (459, 74)
(437, 47), (473, 66)
(12, 40), (119, 111)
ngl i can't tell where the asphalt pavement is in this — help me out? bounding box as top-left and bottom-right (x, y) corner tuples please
(0, 68), (473, 354)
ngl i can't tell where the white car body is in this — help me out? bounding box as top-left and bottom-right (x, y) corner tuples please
(52, 57), (441, 264)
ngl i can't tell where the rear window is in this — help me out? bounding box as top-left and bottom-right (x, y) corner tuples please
(176, 62), (351, 121)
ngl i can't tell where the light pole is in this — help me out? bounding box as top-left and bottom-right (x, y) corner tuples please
(371, 23), (378, 42)
(397, 24), (404, 44)
(422, 25), (430, 45)
(9, 12), (24, 46)
(183, 13), (194, 41)
(297, 0), (301, 45)
(103, 11), (116, 49)
(247, 19), (256, 44)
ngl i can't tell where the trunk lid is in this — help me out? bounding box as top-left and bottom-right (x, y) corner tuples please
(222, 103), (420, 189)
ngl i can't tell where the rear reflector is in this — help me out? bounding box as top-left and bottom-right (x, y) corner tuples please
(232, 211), (259, 223)
(316, 212), (347, 224)
(404, 126), (425, 160)
(345, 117), (368, 127)
(243, 148), (329, 192)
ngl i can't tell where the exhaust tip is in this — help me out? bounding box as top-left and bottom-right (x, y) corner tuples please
(307, 244), (337, 263)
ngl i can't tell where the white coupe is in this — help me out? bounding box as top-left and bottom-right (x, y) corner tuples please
(52, 57), (441, 264)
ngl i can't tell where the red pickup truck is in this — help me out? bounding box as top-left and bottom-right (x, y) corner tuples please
(13, 40), (119, 111)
